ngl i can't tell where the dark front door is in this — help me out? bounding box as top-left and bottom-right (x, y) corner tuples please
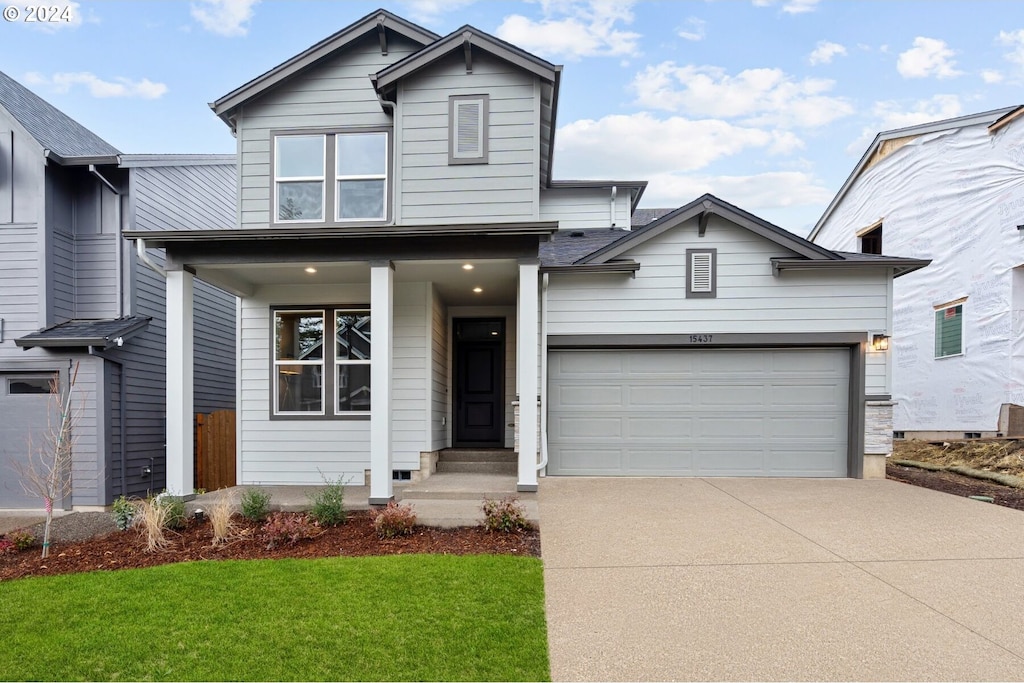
(453, 319), (505, 447)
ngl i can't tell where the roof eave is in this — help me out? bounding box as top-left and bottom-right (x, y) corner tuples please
(15, 317), (151, 350)
(43, 149), (120, 166)
(540, 260), (640, 275)
(770, 257), (931, 277)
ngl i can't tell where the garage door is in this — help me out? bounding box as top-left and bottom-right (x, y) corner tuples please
(0, 373), (59, 508)
(547, 348), (850, 477)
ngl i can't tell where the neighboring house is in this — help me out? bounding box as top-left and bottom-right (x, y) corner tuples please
(811, 107), (1024, 439)
(126, 9), (926, 503)
(0, 70), (237, 509)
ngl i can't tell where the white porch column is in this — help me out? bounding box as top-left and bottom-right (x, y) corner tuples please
(369, 261), (394, 504)
(517, 261), (540, 492)
(166, 268), (194, 495)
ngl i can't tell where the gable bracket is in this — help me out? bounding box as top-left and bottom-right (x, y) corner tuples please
(463, 32), (473, 73)
(698, 200), (712, 237)
(377, 18), (388, 55)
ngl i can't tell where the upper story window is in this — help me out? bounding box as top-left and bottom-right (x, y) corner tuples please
(858, 221), (883, 255)
(935, 300), (964, 358)
(449, 95), (489, 165)
(274, 131), (389, 225)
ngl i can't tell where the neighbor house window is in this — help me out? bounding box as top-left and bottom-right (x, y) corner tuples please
(934, 301), (963, 358)
(336, 133), (387, 221)
(274, 310), (325, 414)
(858, 221), (883, 255)
(449, 95), (489, 164)
(275, 136), (325, 222)
(273, 307), (371, 418)
(273, 130), (389, 224)
(686, 248), (717, 298)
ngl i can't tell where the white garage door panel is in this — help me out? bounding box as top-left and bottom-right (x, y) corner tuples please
(548, 348), (849, 477)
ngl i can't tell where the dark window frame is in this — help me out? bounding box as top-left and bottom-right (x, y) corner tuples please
(6, 374), (57, 395)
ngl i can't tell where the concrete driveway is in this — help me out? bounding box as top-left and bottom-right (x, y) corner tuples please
(539, 477), (1024, 681)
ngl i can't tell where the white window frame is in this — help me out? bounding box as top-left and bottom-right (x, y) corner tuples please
(334, 310), (372, 414)
(335, 133), (388, 223)
(273, 309), (326, 416)
(934, 299), (965, 359)
(274, 135), (326, 224)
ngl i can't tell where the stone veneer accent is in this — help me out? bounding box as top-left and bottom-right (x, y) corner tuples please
(512, 400), (541, 454)
(863, 400), (895, 480)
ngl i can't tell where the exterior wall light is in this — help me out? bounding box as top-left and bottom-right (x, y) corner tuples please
(871, 333), (890, 352)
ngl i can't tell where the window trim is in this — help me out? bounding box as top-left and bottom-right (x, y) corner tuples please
(273, 135), (326, 225)
(270, 127), (392, 227)
(6, 374), (57, 395)
(270, 305), (372, 421)
(272, 308), (326, 417)
(934, 299), (965, 359)
(448, 94), (490, 165)
(333, 310), (372, 414)
(334, 132), (389, 223)
(858, 221), (883, 255)
(685, 248), (717, 299)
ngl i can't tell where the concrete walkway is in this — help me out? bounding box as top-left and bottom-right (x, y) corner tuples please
(539, 477), (1024, 681)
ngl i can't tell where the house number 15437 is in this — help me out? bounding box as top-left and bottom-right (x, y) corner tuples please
(689, 334), (713, 343)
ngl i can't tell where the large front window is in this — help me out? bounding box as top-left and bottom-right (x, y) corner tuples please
(274, 131), (388, 224)
(274, 308), (371, 417)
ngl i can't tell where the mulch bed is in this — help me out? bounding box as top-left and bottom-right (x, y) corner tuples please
(887, 462), (1024, 511)
(0, 510), (540, 582)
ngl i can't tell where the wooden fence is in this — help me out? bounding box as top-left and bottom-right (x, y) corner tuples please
(195, 410), (236, 491)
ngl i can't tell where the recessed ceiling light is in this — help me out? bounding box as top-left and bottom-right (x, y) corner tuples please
(490, 331), (498, 336)
(473, 287), (483, 293)
(462, 264), (474, 270)
(305, 267), (317, 274)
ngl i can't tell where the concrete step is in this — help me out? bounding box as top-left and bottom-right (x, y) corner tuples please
(408, 498), (539, 529)
(436, 460), (517, 474)
(437, 448), (516, 463)
(399, 472), (530, 502)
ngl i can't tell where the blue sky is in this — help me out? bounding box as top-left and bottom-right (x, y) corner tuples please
(2, 0), (1023, 234)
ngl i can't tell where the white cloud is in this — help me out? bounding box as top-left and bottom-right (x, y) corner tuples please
(631, 62), (853, 128)
(808, 40), (846, 65)
(640, 171), (832, 212)
(24, 72), (168, 99)
(981, 69), (1004, 84)
(190, 0), (259, 37)
(495, 0), (640, 60)
(997, 29), (1024, 73)
(897, 37), (963, 79)
(752, 0), (822, 15)
(846, 94), (963, 154)
(677, 17), (706, 42)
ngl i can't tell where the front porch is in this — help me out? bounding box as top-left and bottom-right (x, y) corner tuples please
(140, 228), (552, 504)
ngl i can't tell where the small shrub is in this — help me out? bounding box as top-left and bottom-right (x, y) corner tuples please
(7, 530), (35, 551)
(308, 477), (347, 527)
(133, 497), (170, 552)
(481, 496), (531, 533)
(240, 487), (271, 522)
(154, 491), (186, 530)
(112, 495), (135, 531)
(371, 501), (417, 539)
(207, 493), (235, 546)
(262, 512), (318, 549)
(0, 538), (13, 555)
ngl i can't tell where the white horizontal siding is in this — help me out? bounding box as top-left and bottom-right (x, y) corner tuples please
(238, 281), (429, 484)
(237, 33), (420, 229)
(430, 285), (448, 451)
(540, 187), (630, 231)
(547, 214), (890, 336)
(865, 353), (887, 396)
(398, 51), (538, 225)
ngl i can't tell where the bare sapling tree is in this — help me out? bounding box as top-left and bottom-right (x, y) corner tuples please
(16, 362), (80, 558)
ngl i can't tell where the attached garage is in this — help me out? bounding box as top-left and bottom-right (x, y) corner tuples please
(547, 348), (851, 477)
(0, 373), (58, 508)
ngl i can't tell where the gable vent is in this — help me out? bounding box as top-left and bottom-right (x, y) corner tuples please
(457, 101), (482, 155)
(450, 95), (489, 164)
(690, 252), (713, 292)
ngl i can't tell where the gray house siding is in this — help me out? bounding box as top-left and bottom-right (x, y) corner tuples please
(397, 51), (539, 224)
(237, 33), (420, 229)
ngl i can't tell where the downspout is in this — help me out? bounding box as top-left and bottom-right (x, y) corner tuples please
(89, 165), (123, 316)
(609, 185), (617, 227)
(376, 91), (395, 114)
(537, 273), (549, 471)
(88, 346), (127, 500)
(136, 238), (166, 279)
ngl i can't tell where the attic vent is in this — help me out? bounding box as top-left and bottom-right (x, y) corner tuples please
(686, 248), (717, 299)
(449, 95), (489, 165)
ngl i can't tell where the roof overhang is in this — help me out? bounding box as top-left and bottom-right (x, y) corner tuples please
(579, 194), (837, 265)
(770, 257), (931, 278)
(16, 316), (151, 350)
(210, 9), (439, 123)
(119, 154), (236, 168)
(546, 180), (648, 212)
(540, 260), (640, 275)
(43, 150), (119, 166)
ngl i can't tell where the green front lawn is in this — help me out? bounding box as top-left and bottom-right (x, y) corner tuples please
(0, 555), (549, 681)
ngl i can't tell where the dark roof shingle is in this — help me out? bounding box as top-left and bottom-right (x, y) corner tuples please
(16, 316), (150, 349)
(0, 70), (119, 159)
(540, 228), (631, 266)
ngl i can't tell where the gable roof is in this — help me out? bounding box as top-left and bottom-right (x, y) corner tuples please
(0, 70), (120, 162)
(808, 105), (1022, 241)
(211, 9), (439, 123)
(579, 193), (838, 265)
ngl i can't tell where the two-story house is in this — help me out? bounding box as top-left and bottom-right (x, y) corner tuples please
(128, 9), (927, 504)
(811, 107), (1024, 439)
(0, 70), (237, 509)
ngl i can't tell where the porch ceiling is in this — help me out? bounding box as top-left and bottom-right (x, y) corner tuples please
(197, 258), (519, 306)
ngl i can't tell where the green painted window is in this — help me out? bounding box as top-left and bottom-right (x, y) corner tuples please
(935, 304), (963, 358)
